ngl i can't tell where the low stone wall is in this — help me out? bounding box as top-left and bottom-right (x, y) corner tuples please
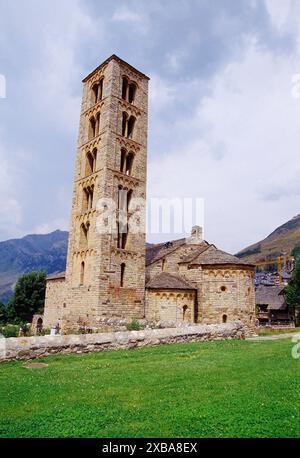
(0, 321), (247, 362)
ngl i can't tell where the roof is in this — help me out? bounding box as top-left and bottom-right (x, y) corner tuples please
(178, 243), (212, 263)
(82, 54), (150, 83)
(146, 238), (187, 266)
(146, 272), (196, 291)
(47, 272), (66, 281)
(255, 285), (287, 310)
(181, 246), (254, 267)
(146, 236), (254, 268)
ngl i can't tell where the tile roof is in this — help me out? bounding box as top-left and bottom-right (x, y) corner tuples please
(146, 272), (196, 290)
(181, 245), (254, 267)
(82, 54), (150, 83)
(146, 238), (187, 266)
(47, 272), (66, 281)
(255, 285), (287, 310)
(178, 243), (212, 263)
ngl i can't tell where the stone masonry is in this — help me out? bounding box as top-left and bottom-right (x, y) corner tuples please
(44, 55), (149, 330)
(1, 322), (246, 361)
(42, 55), (255, 333)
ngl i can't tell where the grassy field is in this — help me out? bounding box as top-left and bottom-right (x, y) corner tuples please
(0, 338), (299, 438)
(257, 328), (300, 336)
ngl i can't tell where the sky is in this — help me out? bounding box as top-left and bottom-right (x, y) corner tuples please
(1, 0), (300, 253)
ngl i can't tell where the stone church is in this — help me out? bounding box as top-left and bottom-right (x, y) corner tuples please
(43, 55), (255, 331)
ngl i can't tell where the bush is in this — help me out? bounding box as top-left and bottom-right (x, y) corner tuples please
(126, 319), (141, 331)
(7, 271), (46, 323)
(0, 324), (20, 338)
(0, 302), (7, 324)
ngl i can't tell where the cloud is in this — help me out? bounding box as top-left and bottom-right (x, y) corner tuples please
(148, 36), (300, 252)
(0, 0), (102, 239)
(1, 0), (300, 256)
(264, 0), (293, 32)
(112, 6), (144, 23)
(0, 140), (22, 237)
(111, 5), (148, 34)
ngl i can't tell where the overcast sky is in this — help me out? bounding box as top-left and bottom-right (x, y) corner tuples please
(1, 0), (300, 253)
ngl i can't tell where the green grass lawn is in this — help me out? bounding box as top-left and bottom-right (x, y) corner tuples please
(257, 328), (300, 336)
(0, 339), (299, 438)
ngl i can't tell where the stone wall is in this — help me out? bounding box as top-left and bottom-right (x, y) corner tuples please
(146, 243), (199, 279)
(43, 277), (67, 328)
(145, 289), (196, 323)
(0, 322), (247, 362)
(178, 264), (255, 327)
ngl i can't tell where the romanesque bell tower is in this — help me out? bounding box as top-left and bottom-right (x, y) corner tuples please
(43, 55), (149, 329)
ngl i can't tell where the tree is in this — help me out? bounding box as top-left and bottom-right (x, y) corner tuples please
(285, 257), (300, 326)
(8, 271), (46, 323)
(292, 244), (300, 259)
(0, 301), (7, 324)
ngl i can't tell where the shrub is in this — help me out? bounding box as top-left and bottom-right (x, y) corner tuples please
(126, 319), (141, 331)
(7, 271), (46, 323)
(0, 302), (7, 324)
(0, 324), (20, 338)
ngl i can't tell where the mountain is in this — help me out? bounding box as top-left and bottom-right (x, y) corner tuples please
(236, 214), (300, 263)
(0, 230), (68, 303)
(2, 215), (299, 302)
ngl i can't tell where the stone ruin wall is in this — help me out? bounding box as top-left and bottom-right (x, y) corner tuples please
(0, 321), (248, 362)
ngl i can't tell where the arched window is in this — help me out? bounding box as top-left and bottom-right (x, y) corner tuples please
(89, 116), (96, 140)
(118, 185), (126, 212)
(162, 259), (166, 271)
(125, 152), (134, 175)
(127, 189), (133, 212)
(83, 188), (89, 212)
(122, 77), (128, 100)
(92, 83), (99, 104)
(92, 148), (97, 172)
(120, 148), (127, 173)
(82, 186), (94, 211)
(96, 112), (100, 135)
(121, 231), (128, 249)
(89, 186), (94, 210)
(127, 116), (135, 139)
(117, 219), (127, 249)
(80, 261), (85, 286)
(86, 152), (94, 176)
(117, 186), (131, 250)
(183, 305), (188, 321)
(122, 112), (128, 136)
(222, 314), (227, 323)
(120, 263), (126, 287)
(99, 78), (104, 101)
(91, 78), (104, 104)
(128, 83), (136, 104)
(80, 222), (89, 249)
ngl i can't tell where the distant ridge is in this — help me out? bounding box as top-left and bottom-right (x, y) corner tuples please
(0, 230), (68, 303)
(236, 214), (300, 263)
(2, 216), (300, 302)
